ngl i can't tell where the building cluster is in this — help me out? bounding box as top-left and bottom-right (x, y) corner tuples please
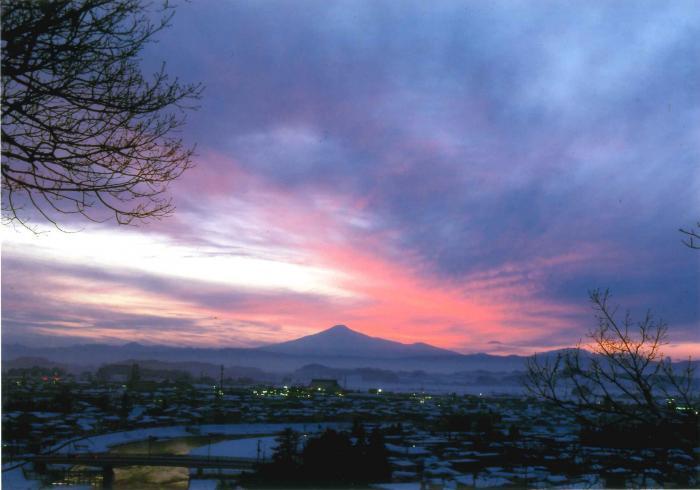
(2, 369), (698, 489)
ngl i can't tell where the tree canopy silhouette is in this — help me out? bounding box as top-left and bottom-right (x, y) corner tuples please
(526, 289), (697, 447)
(246, 427), (391, 486)
(1, 0), (202, 229)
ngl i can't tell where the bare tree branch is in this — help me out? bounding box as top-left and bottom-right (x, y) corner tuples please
(1, 0), (203, 230)
(680, 221), (700, 249)
(526, 289), (697, 446)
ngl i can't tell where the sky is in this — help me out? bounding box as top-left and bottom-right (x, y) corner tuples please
(2, 0), (699, 357)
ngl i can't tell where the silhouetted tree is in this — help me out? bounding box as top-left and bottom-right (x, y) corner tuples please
(119, 390), (132, 419)
(52, 384), (74, 413)
(93, 392), (111, 412)
(302, 429), (355, 483)
(273, 428), (301, 466)
(507, 423), (521, 440)
(526, 289), (697, 447)
(127, 363), (141, 390)
(351, 417), (367, 442)
(1, 0), (202, 229)
(474, 411), (500, 440)
(247, 427), (391, 486)
(366, 427), (392, 482)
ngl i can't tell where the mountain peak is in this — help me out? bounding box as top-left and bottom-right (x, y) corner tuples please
(327, 324), (351, 333)
(315, 325), (367, 339)
(122, 342), (144, 348)
(257, 324), (460, 359)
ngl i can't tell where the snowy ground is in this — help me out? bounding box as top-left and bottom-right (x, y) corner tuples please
(188, 479), (219, 490)
(52, 421), (347, 454)
(1, 467), (40, 490)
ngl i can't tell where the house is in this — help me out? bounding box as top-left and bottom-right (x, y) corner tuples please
(309, 379), (341, 392)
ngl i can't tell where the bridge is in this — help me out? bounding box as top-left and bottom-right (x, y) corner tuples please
(29, 452), (257, 469)
(28, 452), (257, 489)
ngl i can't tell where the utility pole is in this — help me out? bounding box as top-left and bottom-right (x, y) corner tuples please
(147, 436), (155, 457)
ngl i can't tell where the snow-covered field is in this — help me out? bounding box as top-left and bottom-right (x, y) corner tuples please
(2, 467), (40, 490)
(188, 479), (219, 490)
(53, 421), (347, 454)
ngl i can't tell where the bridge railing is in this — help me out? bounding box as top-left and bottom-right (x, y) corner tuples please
(28, 452), (257, 468)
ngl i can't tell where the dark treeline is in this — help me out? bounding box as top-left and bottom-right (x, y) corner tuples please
(242, 423), (392, 487)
